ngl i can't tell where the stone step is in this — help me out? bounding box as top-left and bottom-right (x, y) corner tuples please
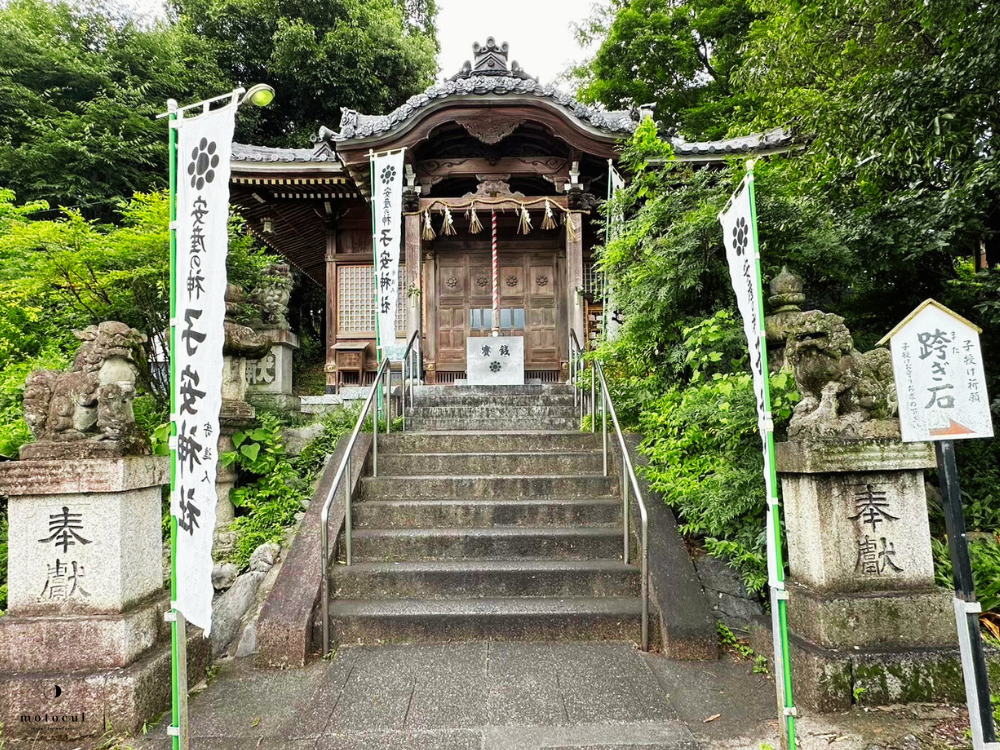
(412, 384), (574, 399)
(407, 405), (578, 420)
(379, 431), (602, 454)
(329, 560), (640, 599)
(361, 474), (615, 500)
(352, 497), (622, 529)
(327, 597), (642, 644)
(407, 416), (581, 432)
(376, 451), (603, 476)
(409, 392), (577, 407)
(350, 526), (623, 562)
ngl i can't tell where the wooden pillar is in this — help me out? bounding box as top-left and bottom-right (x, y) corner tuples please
(325, 223), (338, 393)
(566, 211), (585, 346)
(404, 213), (421, 340)
(423, 249), (437, 384)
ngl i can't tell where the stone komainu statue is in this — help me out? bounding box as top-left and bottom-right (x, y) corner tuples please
(24, 321), (148, 451)
(766, 267), (899, 440)
(783, 310), (899, 440)
(255, 263), (293, 330)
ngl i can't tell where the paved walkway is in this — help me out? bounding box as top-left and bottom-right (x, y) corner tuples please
(128, 641), (970, 750)
(132, 642), (776, 750)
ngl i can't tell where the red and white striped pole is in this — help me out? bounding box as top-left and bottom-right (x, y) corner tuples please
(491, 209), (500, 336)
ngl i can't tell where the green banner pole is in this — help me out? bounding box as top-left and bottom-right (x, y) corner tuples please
(747, 164), (797, 746)
(166, 98), (189, 750)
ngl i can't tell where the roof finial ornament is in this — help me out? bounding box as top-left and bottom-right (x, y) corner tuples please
(450, 38), (534, 82)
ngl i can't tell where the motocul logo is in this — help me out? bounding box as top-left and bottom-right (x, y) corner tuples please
(18, 684), (88, 725)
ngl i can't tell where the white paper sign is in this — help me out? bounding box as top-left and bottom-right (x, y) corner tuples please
(171, 100), (237, 634)
(882, 300), (993, 442)
(467, 336), (525, 385)
(371, 150), (405, 350)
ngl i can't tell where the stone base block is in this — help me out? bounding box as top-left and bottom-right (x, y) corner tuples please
(789, 634), (965, 713)
(788, 582), (957, 651)
(247, 392), (301, 412)
(0, 594), (170, 672)
(0, 627), (210, 741)
(301, 394), (345, 414)
(6, 470), (165, 617)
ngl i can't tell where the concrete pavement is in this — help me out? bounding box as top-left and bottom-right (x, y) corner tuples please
(110, 641), (970, 750)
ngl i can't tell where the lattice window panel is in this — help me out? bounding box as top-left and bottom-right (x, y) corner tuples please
(584, 261), (604, 298)
(338, 265), (407, 335)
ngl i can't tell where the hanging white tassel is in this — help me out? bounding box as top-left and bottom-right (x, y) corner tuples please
(467, 203), (483, 234)
(541, 198), (557, 231)
(422, 209), (436, 241)
(441, 205), (457, 236)
(517, 204), (532, 235)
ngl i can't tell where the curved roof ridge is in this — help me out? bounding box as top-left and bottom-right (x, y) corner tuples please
(331, 74), (640, 142)
(232, 126), (796, 166)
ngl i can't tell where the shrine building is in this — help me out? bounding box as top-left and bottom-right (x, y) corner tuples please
(229, 39), (792, 390)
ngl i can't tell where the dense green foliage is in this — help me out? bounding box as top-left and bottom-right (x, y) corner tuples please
(220, 406), (361, 568)
(574, 0), (757, 139)
(932, 536), (1000, 615)
(0, 0), (439, 210)
(592, 0), (1000, 603)
(638, 314), (798, 593)
(0, 0), (226, 214)
(171, 0), (439, 147)
(0, 190), (270, 415)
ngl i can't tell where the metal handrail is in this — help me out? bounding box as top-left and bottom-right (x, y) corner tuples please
(320, 330), (420, 655)
(400, 329), (422, 431)
(570, 330), (649, 652)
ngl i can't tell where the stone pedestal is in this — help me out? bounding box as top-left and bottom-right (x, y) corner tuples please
(0, 452), (209, 740)
(218, 316), (269, 531)
(247, 327), (301, 412)
(776, 439), (962, 712)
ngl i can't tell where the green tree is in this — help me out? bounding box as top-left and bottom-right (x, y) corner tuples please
(173, 0), (439, 146)
(741, 0), (1000, 332)
(0, 0), (227, 214)
(0, 190), (273, 412)
(573, 0), (757, 140)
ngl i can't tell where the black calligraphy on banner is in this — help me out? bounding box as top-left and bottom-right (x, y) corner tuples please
(172, 102), (236, 635)
(371, 151), (404, 348)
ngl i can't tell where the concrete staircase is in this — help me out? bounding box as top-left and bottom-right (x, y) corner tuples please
(327, 385), (644, 645)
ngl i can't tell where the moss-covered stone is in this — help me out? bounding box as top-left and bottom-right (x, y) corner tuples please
(852, 654), (965, 706)
(792, 638), (968, 711)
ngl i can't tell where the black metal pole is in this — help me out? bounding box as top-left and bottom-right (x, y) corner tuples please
(936, 439), (996, 743)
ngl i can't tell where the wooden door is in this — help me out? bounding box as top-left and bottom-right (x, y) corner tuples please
(526, 256), (558, 367)
(436, 258), (467, 365)
(433, 251), (561, 373)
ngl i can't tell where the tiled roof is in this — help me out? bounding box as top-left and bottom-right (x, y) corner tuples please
(230, 126), (796, 167)
(332, 76), (640, 142)
(231, 142), (338, 163)
(670, 127), (793, 157)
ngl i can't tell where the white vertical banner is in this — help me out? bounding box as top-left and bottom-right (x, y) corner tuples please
(171, 100), (237, 634)
(605, 163), (626, 341)
(371, 149), (405, 352)
(720, 175), (782, 597)
(720, 180), (772, 503)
